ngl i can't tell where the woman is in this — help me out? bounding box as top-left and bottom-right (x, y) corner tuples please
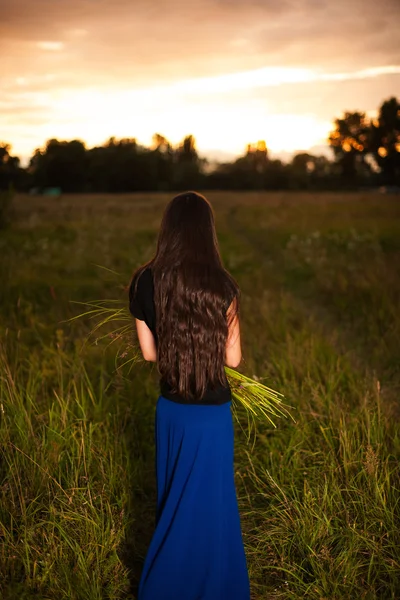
(129, 191), (250, 600)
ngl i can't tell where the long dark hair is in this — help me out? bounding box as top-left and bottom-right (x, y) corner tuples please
(129, 191), (240, 400)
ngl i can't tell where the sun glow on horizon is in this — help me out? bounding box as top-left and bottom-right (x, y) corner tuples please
(5, 63), (399, 161)
(12, 90), (331, 160)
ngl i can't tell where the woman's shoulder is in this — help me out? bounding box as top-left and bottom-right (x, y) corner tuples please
(139, 265), (153, 282)
(222, 275), (239, 311)
(129, 266), (154, 304)
(132, 265), (153, 287)
(129, 266), (154, 319)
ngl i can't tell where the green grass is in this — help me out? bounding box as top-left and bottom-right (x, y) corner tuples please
(1, 192), (399, 599)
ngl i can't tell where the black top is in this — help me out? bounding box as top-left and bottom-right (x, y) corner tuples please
(129, 267), (236, 405)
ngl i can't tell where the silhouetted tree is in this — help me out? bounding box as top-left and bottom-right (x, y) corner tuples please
(87, 137), (146, 192)
(151, 134), (174, 191)
(206, 142), (291, 190)
(30, 139), (87, 192)
(227, 141), (269, 189)
(290, 153), (314, 189)
(289, 153), (335, 189)
(0, 143), (22, 190)
(370, 97), (400, 185)
(174, 135), (204, 189)
(328, 112), (371, 183)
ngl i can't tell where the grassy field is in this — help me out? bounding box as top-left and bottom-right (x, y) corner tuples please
(1, 191), (399, 599)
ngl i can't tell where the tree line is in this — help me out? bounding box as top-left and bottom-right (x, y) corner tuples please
(1, 96), (399, 193)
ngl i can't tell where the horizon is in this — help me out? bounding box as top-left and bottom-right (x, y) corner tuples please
(14, 140), (334, 169)
(1, 0), (400, 162)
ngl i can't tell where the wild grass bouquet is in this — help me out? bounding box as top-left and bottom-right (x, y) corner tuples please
(70, 284), (295, 436)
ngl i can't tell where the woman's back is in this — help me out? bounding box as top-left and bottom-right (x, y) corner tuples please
(129, 191), (241, 403)
(129, 192), (250, 600)
(129, 265), (237, 404)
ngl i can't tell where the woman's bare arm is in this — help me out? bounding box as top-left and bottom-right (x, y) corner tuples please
(135, 318), (157, 362)
(225, 299), (242, 368)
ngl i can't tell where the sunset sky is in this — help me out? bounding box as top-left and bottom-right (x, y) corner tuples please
(1, 0), (400, 163)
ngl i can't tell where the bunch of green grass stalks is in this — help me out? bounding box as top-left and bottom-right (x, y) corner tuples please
(69, 297), (296, 435)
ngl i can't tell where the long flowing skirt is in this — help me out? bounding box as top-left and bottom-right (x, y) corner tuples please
(138, 395), (250, 600)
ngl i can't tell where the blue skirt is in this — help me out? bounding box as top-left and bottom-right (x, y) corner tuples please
(138, 395), (250, 600)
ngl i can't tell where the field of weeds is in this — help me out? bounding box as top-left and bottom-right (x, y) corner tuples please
(1, 191), (399, 599)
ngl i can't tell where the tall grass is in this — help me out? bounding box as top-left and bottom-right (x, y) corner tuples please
(0, 189), (13, 229)
(0, 192), (399, 599)
(235, 300), (400, 598)
(0, 345), (135, 599)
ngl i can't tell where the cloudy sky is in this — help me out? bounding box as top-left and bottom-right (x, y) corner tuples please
(1, 0), (400, 162)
